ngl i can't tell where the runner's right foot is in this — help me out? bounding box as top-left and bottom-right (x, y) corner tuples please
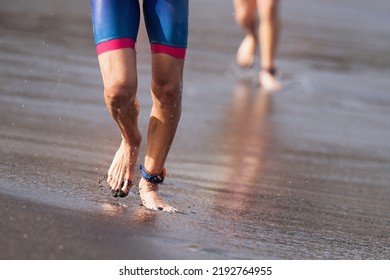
(259, 69), (282, 92)
(107, 139), (140, 197)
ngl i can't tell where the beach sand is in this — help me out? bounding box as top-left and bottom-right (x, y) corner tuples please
(0, 0), (389, 259)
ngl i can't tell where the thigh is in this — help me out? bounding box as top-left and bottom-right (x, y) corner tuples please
(91, 0), (141, 54)
(143, 0), (189, 59)
(98, 48), (137, 93)
(151, 54), (184, 87)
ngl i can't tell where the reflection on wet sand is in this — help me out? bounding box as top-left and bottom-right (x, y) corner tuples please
(132, 207), (158, 225)
(101, 202), (128, 217)
(216, 81), (274, 213)
(101, 202), (157, 225)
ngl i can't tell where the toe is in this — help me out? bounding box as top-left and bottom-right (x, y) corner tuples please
(112, 189), (120, 197)
(119, 179), (132, 197)
(163, 205), (178, 213)
(106, 175), (112, 186)
(110, 178), (121, 192)
(119, 190), (127, 197)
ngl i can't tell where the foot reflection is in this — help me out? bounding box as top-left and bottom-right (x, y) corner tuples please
(101, 202), (127, 216)
(101, 202), (157, 225)
(216, 80), (274, 212)
(133, 207), (157, 224)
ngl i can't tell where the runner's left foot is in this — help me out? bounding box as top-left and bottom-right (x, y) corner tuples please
(138, 178), (177, 212)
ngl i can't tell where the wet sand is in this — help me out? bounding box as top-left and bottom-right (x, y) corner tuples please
(1, 0), (390, 259)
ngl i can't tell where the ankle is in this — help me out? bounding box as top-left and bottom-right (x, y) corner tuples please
(140, 165), (166, 184)
(262, 66), (277, 76)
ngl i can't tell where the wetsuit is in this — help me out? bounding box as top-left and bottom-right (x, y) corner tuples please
(91, 0), (188, 59)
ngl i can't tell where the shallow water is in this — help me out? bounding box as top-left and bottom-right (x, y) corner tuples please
(0, 0), (390, 259)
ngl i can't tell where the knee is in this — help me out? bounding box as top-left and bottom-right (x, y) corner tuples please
(104, 80), (137, 109)
(235, 10), (256, 28)
(151, 80), (182, 108)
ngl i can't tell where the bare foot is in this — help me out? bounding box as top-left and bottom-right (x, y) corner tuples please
(107, 139), (139, 197)
(236, 35), (257, 68)
(138, 178), (177, 212)
(259, 69), (282, 92)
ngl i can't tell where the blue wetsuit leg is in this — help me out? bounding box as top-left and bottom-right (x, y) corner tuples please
(143, 0), (189, 58)
(91, 0), (140, 55)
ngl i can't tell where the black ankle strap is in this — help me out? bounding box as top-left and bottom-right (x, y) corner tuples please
(263, 67), (277, 76)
